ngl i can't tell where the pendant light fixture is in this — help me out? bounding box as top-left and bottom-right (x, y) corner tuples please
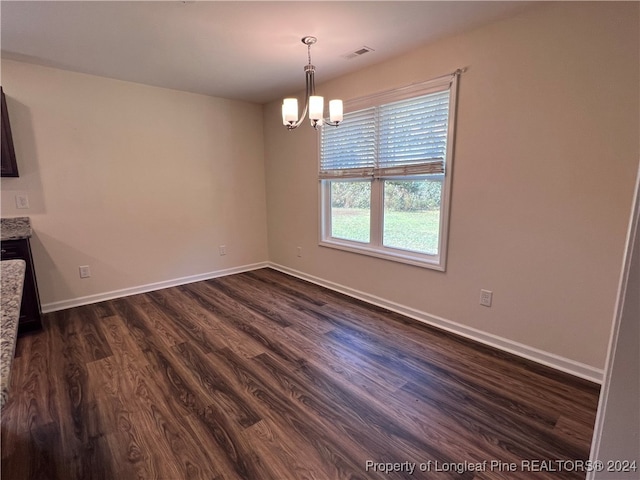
(282, 36), (343, 130)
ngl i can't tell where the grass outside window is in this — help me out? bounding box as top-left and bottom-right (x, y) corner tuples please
(331, 208), (440, 255)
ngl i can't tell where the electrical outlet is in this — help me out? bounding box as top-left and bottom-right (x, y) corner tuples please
(79, 265), (91, 279)
(219, 245), (226, 256)
(480, 289), (493, 307)
(297, 246), (302, 257)
(15, 194), (30, 209)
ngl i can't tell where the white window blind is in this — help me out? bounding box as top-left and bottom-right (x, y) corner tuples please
(320, 87), (452, 180)
(319, 107), (376, 178)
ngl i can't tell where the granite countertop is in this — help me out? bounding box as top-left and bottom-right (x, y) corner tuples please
(1, 259), (25, 408)
(1, 217), (32, 241)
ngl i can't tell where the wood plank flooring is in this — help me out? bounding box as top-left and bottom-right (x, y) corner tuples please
(1, 268), (600, 479)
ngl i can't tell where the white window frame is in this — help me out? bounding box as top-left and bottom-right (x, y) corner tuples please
(318, 72), (460, 271)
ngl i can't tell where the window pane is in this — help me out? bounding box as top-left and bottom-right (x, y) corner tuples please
(383, 179), (442, 254)
(330, 181), (371, 243)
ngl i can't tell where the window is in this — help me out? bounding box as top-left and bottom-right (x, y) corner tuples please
(319, 72), (459, 270)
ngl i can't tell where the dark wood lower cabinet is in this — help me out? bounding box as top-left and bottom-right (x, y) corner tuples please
(1, 238), (42, 333)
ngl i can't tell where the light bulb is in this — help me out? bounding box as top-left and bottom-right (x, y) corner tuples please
(282, 98), (298, 123)
(309, 96), (324, 121)
(329, 99), (343, 123)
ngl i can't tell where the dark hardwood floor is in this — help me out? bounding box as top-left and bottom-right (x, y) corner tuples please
(1, 268), (600, 479)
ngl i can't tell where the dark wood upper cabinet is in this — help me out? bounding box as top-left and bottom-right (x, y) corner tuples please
(1, 86), (20, 177)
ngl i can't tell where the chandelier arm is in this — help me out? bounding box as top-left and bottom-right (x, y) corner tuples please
(302, 69), (312, 125)
(308, 67), (321, 129)
(286, 68), (313, 130)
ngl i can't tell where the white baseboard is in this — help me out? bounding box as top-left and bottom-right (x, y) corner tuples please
(41, 260), (603, 383)
(268, 263), (604, 384)
(41, 261), (269, 313)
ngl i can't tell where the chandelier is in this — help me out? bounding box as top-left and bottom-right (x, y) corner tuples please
(282, 36), (343, 130)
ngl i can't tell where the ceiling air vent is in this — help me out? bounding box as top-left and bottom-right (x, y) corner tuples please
(342, 46), (375, 60)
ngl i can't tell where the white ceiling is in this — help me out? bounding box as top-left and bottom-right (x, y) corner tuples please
(1, 1), (534, 104)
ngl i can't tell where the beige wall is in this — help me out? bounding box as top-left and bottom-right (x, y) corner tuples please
(263, 2), (639, 370)
(1, 60), (268, 307)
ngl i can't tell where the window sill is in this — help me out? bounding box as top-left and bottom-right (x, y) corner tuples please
(319, 239), (445, 271)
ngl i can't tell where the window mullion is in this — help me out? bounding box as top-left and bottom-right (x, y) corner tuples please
(320, 180), (331, 241)
(370, 179), (383, 247)
(370, 107), (383, 247)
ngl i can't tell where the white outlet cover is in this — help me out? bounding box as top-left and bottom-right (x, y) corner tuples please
(15, 194), (30, 209)
(480, 289), (493, 307)
(79, 265), (91, 278)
